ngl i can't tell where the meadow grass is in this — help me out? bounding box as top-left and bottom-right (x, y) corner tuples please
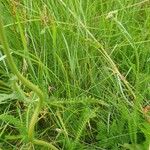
(0, 0), (150, 149)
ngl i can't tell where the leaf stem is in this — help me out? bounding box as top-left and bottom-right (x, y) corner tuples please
(0, 15), (58, 150)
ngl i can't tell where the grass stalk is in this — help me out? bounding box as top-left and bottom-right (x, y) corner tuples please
(0, 14), (58, 150)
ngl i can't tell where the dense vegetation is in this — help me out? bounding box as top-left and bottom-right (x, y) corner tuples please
(0, 0), (150, 149)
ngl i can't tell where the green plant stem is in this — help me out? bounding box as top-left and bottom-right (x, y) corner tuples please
(0, 15), (43, 141)
(0, 15), (58, 150)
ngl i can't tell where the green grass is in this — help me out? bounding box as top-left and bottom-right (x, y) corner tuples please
(0, 0), (150, 149)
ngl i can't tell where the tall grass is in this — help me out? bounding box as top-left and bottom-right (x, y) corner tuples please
(0, 0), (150, 149)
